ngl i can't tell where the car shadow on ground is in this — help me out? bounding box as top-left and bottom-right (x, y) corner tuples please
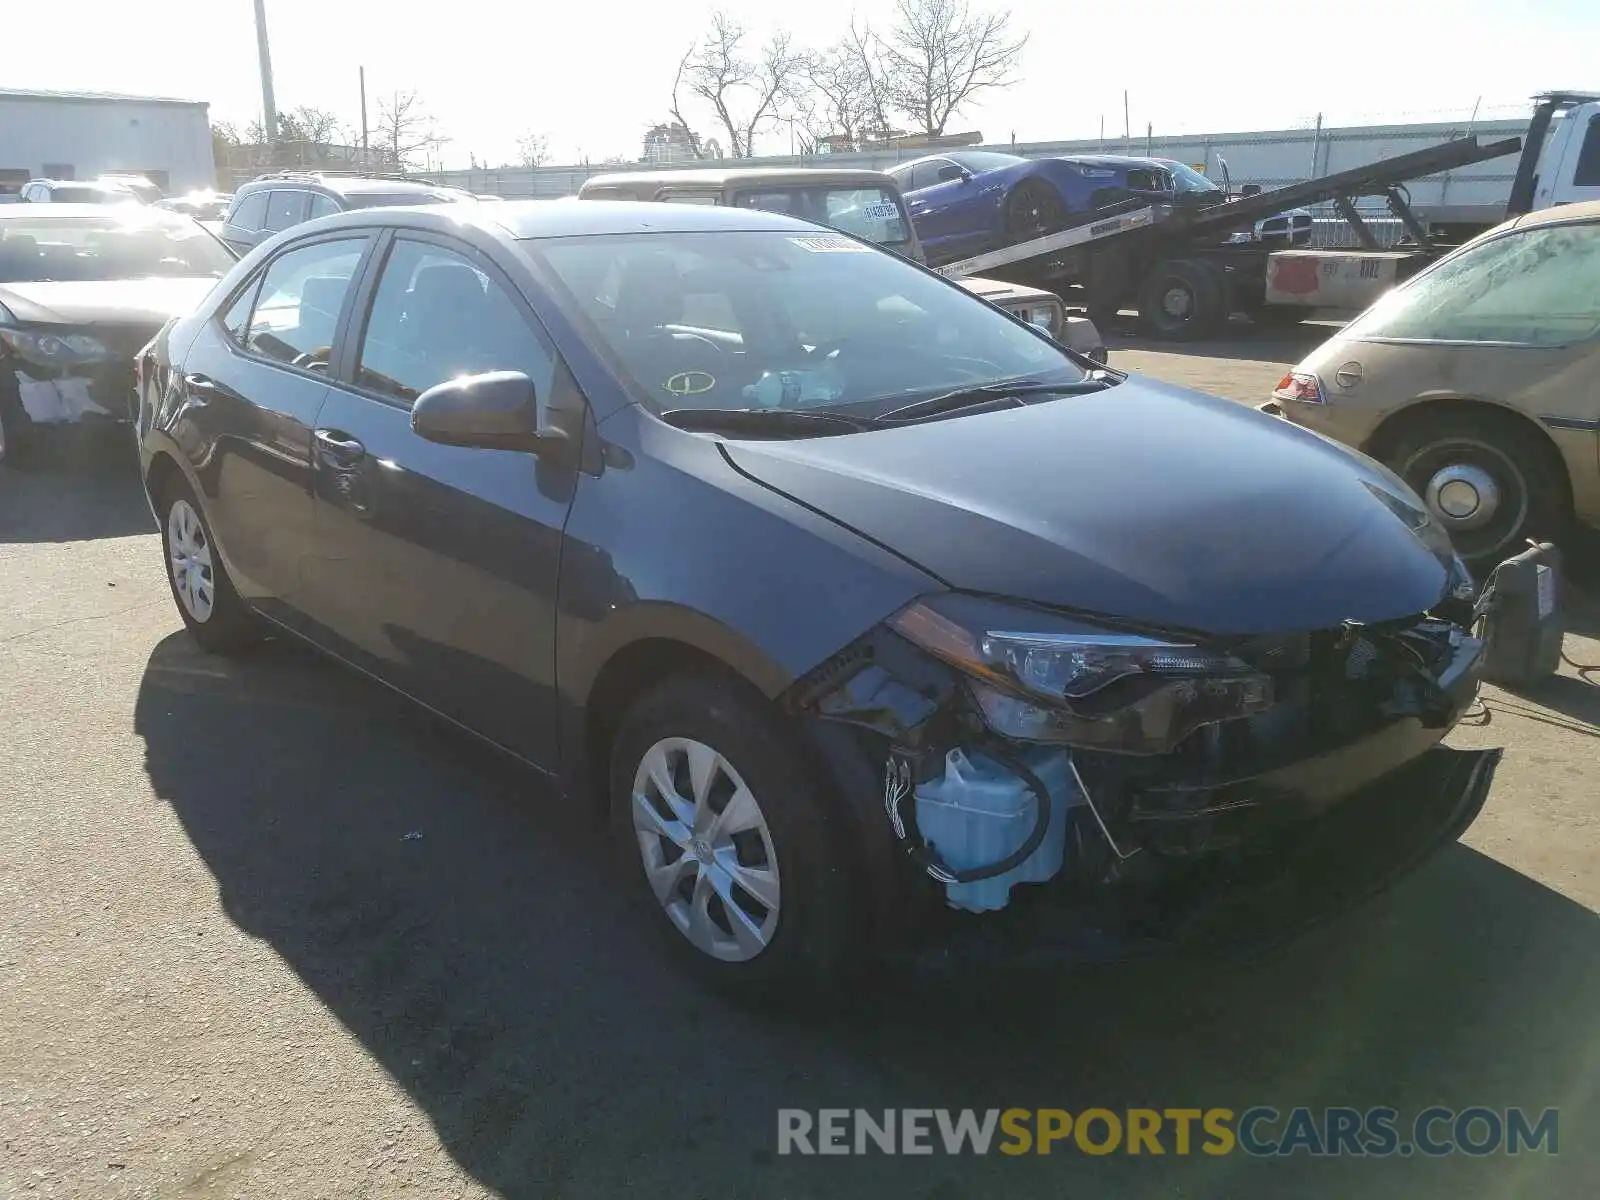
(0, 437), (155, 544)
(134, 632), (1597, 1199)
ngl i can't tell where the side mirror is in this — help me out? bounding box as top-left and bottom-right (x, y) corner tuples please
(936, 165), (969, 183)
(411, 370), (567, 453)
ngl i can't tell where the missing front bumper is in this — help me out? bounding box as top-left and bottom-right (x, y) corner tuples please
(905, 744), (1503, 971)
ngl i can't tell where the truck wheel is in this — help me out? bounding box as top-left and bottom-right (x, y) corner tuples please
(1387, 410), (1569, 571)
(1136, 258), (1228, 340)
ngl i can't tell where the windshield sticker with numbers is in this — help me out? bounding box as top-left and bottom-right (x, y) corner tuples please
(788, 234), (872, 253)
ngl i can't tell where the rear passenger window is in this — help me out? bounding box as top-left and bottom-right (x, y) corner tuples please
(307, 193), (339, 219)
(237, 237), (367, 368)
(355, 238), (555, 404)
(262, 189), (308, 232)
(228, 191), (269, 231)
(1573, 115), (1600, 188)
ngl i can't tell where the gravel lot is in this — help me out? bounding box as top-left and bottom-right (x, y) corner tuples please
(2, 331), (1596, 1198)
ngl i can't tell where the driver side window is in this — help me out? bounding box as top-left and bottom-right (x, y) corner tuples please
(239, 237), (367, 368)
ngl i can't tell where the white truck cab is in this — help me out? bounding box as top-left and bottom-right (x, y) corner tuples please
(1519, 91), (1600, 211)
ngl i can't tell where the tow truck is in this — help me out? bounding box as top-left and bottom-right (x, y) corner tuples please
(933, 91), (1600, 338)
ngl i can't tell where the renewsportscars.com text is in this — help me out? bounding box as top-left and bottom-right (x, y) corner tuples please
(777, 1106), (1559, 1157)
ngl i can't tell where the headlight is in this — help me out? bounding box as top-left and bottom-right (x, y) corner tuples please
(890, 593), (1273, 755)
(0, 327), (115, 369)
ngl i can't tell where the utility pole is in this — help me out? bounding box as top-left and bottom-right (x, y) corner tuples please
(1123, 91), (1130, 154)
(252, 0), (278, 147)
(359, 66), (370, 165)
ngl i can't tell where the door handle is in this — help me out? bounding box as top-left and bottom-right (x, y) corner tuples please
(183, 373), (217, 402)
(314, 428), (366, 465)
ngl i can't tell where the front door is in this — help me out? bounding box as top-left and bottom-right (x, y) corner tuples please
(304, 233), (579, 767)
(175, 233), (373, 627)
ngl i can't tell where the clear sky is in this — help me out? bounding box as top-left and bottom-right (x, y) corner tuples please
(7, 0), (1595, 167)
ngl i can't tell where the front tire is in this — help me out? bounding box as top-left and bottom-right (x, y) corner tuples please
(1387, 410), (1569, 572)
(157, 474), (262, 653)
(609, 673), (854, 997)
(1005, 180), (1067, 241)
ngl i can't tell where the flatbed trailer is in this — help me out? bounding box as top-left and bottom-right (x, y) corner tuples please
(933, 133), (1525, 338)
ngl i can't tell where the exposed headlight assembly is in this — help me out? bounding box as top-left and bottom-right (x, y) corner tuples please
(891, 593), (1273, 755)
(0, 327), (115, 369)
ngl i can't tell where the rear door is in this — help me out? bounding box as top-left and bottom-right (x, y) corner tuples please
(304, 231), (581, 766)
(172, 232), (375, 629)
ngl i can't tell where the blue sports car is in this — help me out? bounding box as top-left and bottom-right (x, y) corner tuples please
(891, 150), (1315, 267)
(888, 150), (1195, 264)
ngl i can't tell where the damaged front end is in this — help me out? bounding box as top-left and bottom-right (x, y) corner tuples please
(786, 589), (1502, 957)
(1, 326), (145, 439)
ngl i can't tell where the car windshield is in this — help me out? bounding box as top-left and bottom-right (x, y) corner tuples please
(528, 229), (1086, 416)
(731, 186), (914, 251)
(1342, 221), (1600, 345)
(947, 151), (1026, 172)
(0, 213), (234, 282)
(1164, 161), (1223, 195)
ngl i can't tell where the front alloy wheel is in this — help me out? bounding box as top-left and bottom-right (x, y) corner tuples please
(631, 736), (782, 962)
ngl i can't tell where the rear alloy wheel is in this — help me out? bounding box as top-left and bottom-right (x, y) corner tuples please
(158, 476), (262, 653)
(1005, 180), (1067, 240)
(1136, 258), (1229, 339)
(610, 673), (854, 996)
(1389, 412), (1568, 572)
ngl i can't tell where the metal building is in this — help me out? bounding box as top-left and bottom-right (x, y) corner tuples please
(0, 88), (215, 197)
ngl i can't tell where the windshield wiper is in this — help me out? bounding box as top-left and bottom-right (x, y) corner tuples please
(657, 406), (885, 438)
(876, 374), (1118, 424)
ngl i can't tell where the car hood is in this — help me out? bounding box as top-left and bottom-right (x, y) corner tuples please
(0, 277), (218, 327)
(721, 377), (1453, 635)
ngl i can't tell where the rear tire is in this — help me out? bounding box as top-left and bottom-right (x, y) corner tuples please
(609, 672), (856, 1000)
(1135, 258), (1228, 339)
(156, 473), (262, 653)
(1387, 409), (1570, 573)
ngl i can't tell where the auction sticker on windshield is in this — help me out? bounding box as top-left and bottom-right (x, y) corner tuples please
(788, 234), (872, 253)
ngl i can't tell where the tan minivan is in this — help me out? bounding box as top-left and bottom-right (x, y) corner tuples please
(1264, 200), (1600, 569)
(576, 167), (1107, 363)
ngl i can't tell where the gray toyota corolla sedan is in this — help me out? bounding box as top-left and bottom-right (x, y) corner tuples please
(135, 200), (1501, 995)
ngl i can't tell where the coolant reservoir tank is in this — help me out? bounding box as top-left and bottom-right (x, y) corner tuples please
(914, 747), (1079, 913)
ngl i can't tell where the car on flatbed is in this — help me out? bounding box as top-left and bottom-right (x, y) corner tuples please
(576, 167), (1106, 363)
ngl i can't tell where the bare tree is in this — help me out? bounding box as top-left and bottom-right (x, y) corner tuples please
(683, 12), (810, 158)
(668, 45), (706, 159)
(374, 90), (438, 170)
(877, 0), (1027, 136)
(516, 131), (551, 167)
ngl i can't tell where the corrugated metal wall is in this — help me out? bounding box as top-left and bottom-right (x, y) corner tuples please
(0, 95), (216, 193)
(431, 118), (1527, 217)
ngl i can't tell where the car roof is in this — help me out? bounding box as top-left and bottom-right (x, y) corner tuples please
(1509, 197), (1600, 230)
(582, 167), (898, 189)
(240, 174), (450, 196)
(303, 198), (827, 240)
